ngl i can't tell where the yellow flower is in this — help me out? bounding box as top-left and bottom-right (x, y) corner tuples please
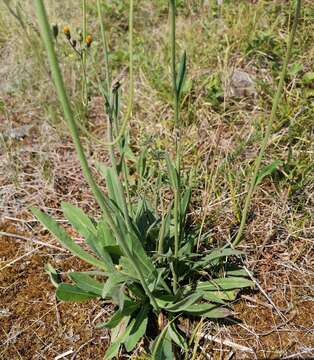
(86, 34), (93, 47)
(63, 25), (71, 39)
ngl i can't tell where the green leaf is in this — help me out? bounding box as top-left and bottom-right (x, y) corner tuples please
(194, 248), (244, 269)
(202, 288), (239, 303)
(255, 160), (283, 187)
(288, 62), (303, 76)
(180, 187), (191, 228)
(202, 292), (227, 305)
(176, 50), (187, 96)
(196, 277), (254, 291)
(152, 326), (173, 360)
(124, 305), (149, 352)
(205, 248), (244, 262)
(225, 268), (248, 277)
(164, 292), (203, 312)
(137, 147), (148, 179)
(95, 162), (125, 212)
(165, 153), (178, 189)
(103, 341), (120, 360)
(62, 202), (96, 239)
(98, 301), (139, 329)
(155, 294), (178, 308)
(102, 272), (128, 298)
(56, 284), (98, 302)
(302, 72), (314, 85)
(31, 208), (107, 271)
(157, 210), (171, 255)
(105, 314), (137, 360)
(68, 272), (103, 296)
(127, 232), (156, 276)
(184, 303), (232, 318)
(45, 263), (61, 287)
(97, 220), (122, 257)
(135, 198), (156, 240)
(168, 323), (187, 351)
(62, 203), (114, 269)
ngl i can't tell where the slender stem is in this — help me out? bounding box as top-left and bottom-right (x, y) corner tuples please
(97, 0), (111, 96)
(233, 0), (301, 246)
(97, 0), (134, 147)
(34, 0), (159, 312)
(169, 0), (181, 294)
(157, 217), (166, 255)
(98, 0), (132, 231)
(107, 118), (132, 231)
(170, 0), (179, 250)
(82, 0), (88, 108)
(170, 1), (178, 126)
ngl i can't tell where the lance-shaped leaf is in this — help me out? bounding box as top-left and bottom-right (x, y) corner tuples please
(152, 324), (173, 360)
(95, 162), (125, 212)
(184, 303), (233, 318)
(98, 301), (139, 329)
(180, 186), (191, 230)
(176, 50), (187, 96)
(168, 323), (187, 351)
(56, 284), (98, 302)
(62, 203), (114, 269)
(196, 277), (254, 291)
(104, 315), (136, 360)
(68, 272), (103, 296)
(164, 292), (203, 312)
(165, 153), (178, 189)
(255, 159), (283, 187)
(194, 248), (244, 269)
(62, 202), (97, 238)
(124, 305), (149, 352)
(32, 208), (107, 271)
(97, 220), (122, 257)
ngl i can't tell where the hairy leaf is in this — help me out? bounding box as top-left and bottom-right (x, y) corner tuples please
(68, 272), (103, 296)
(124, 305), (149, 352)
(176, 50), (187, 95)
(196, 277), (254, 291)
(56, 284), (98, 302)
(31, 208), (107, 271)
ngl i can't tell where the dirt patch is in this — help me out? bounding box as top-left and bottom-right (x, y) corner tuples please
(0, 222), (111, 360)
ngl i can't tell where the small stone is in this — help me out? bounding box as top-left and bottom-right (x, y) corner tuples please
(2, 124), (33, 140)
(227, 69), (257, 98)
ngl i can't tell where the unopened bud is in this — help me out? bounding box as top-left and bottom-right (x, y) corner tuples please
(52, 24), (59, 39)
(63, 25), (71, 39)
(86, 34), (93, 48)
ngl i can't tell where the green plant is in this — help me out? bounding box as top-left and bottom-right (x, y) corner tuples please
(33, 0), (254, 358)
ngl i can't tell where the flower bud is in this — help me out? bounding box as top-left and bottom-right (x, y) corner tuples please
(86, 34), (93, 48)
(52, 24), (59, 39)
(63, 25), (71, 39)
